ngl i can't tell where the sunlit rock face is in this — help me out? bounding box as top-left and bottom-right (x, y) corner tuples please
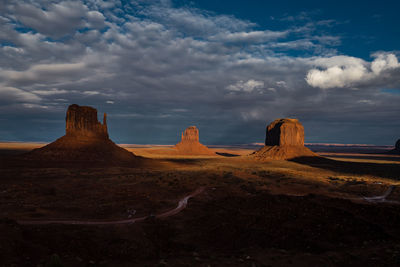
(181, 126), (200, 142)
(65, 104), (108, 139)
(174, 126), (215, 155)
(251, 118), (317, 160)
(265, 118), (304, 146)
(22, 104), (139, 165)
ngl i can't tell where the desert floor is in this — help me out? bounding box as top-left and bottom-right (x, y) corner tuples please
(1, 143), (400, 266)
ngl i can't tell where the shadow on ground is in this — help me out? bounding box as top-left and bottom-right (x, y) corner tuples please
(291, 156), (400, 180)
(215, 152), (240, 157)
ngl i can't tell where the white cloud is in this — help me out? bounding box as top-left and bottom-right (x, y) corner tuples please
(306, 53), (400, 89)
(1, 62), (86, 84)
(357, 99), (373, 104)
(13, 1), (89, 37)
(32, 89), (68, 95)
(227, 79), (265, 92)
(141, 4), (256, 37)
(276, 81), (287, 87)
(86, 10), (106, 29)
(371, 53), (400, 75)
(83, 91), (101, 95)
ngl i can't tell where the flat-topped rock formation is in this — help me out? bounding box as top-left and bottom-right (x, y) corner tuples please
(265, 118), (304, 146)
(65, 104), (108, 139)
(22, 104), (140, 166)
(173, 126), (215, 155)
(251, 118), (317, 160)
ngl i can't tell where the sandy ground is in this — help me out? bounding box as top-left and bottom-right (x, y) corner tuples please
(1, 142), (400, 266)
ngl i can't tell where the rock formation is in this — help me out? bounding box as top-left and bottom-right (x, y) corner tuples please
(65, 104), (108, 139)
(181, 126), (200, 142)
(173, 126), (215, 155)
(22, 104), (139, 165)
(388, 139), (400, 155)
(265, 118), (304, 146)
(251, 118), (317, 160)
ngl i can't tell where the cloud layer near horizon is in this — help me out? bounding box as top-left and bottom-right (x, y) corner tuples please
(0, 0), (399, 144)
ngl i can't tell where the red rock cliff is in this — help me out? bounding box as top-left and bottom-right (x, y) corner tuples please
(65, 104), (108, 139)
(181, 126), (200, 142)
(265, 118), (304, 146)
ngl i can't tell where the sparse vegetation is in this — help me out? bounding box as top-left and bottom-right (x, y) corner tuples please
(45, 254), (63, 267)
(1, 144), (400, 266)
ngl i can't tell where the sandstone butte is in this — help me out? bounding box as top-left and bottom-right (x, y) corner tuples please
(251, 118), (317, 160)
(22, 104), (139, 165)
(173, 126), (215, 155)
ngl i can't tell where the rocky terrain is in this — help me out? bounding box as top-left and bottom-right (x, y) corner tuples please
(1, 151), (400, 266)
(252, 118), (317, 160)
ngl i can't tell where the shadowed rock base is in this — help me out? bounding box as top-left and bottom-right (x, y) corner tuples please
(24, 136), (138, 164)
(252, 145), (317, 160)
(387, 139), (400, 155)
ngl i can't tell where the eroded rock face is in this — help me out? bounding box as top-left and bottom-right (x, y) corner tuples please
(181, 126), (200, 142)
(265, 118), (304, 146)
(65, 104), (108, 139)
(174, 126), (215, 155)
(251, 118), (317, 160)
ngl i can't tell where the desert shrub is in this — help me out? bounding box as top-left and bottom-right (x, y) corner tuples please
(45, 254), (64, 267)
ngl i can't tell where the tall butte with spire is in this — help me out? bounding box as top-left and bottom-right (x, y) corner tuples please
(173, 126), (215, 155)
(23, 104), (140, 165)
(65, 104), (108, 139)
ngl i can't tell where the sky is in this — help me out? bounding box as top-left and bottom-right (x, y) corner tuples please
(0, 0), (399, 145)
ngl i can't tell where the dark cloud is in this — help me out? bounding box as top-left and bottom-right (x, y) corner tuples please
(0, 0), (399, 145)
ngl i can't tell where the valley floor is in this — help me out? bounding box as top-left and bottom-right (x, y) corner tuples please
(1, 143), (400, 266)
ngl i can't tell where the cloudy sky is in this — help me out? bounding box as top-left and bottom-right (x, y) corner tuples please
(0, 0), (399, 145)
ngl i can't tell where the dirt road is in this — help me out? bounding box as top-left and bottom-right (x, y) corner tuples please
(17, 187), (205, 225)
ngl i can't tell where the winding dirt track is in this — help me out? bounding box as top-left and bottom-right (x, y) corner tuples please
(362, 185), (400, 204)
(17, 187), (205, 226)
